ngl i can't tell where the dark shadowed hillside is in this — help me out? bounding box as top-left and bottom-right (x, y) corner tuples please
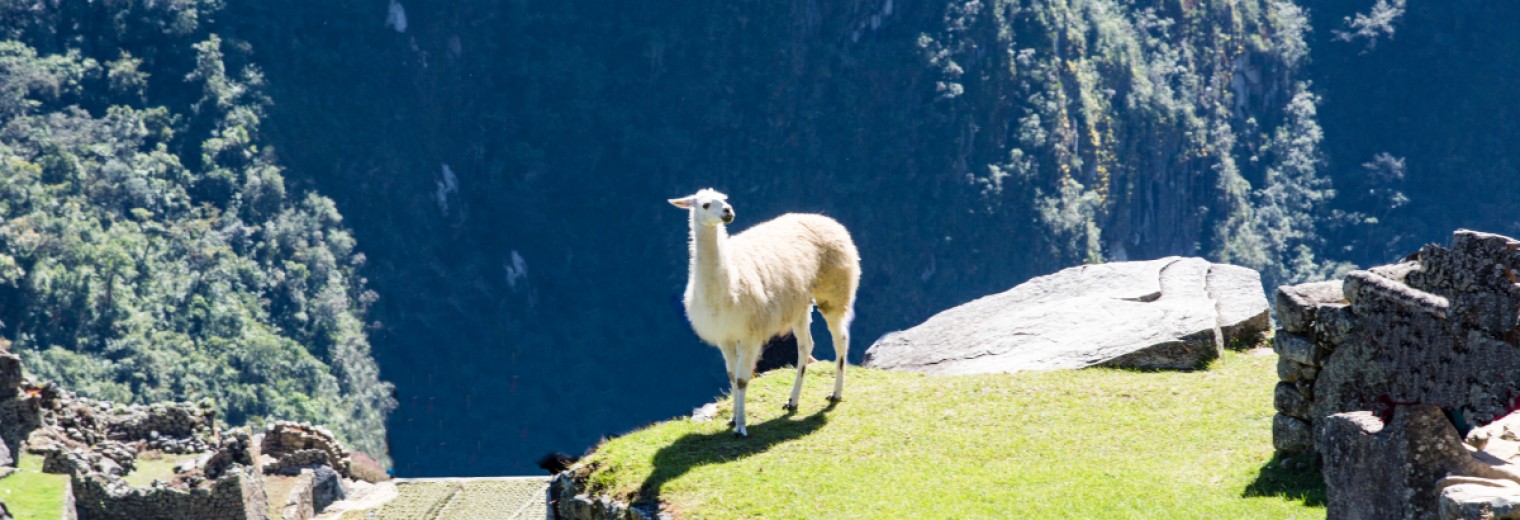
(221, 0), (1327, 475)
(1310, 0), (1520, 265)
(21, 0), (1509, 478)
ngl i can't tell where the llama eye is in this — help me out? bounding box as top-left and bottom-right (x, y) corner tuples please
(702, 203), (710, 209)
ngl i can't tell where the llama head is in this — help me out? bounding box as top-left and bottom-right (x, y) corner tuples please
(668, 188), (735, 227)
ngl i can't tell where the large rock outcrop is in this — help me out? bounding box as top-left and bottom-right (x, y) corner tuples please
(862, 257), (1270, 375)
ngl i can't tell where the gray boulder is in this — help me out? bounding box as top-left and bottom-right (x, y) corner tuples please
(1273, 414), (1313, 454)
(311, 465), (345, 513)
(863, 257), (1270, 375)
(1208, 263), (1272, 345)
(1441, 482), (1520, 520)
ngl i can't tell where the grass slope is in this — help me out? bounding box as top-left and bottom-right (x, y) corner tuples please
(0, 453), (68, 520)
(583, 350), (1324, 519)
(122, 451), (199, 488)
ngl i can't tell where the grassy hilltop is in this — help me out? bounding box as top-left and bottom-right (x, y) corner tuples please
(578, 350), (1324, 519)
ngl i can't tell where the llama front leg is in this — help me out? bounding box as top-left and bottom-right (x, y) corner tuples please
(719, 343), (739, 428)
(784, 312), (814, 412)
(732, 343), (758, 437)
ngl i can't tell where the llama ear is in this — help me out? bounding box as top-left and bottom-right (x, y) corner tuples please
(668, 196), (695, 209)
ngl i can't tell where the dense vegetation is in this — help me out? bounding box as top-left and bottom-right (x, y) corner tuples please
(0, 2), (393, 463)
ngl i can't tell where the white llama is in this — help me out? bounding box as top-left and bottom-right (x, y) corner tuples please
(669, 188), (861, 436)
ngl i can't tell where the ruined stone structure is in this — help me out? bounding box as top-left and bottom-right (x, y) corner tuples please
(0, 347), (376, 519)
(71, 464), (268, 520)
(1273, 230), (1520, 519)
(261, 421), (351, 479)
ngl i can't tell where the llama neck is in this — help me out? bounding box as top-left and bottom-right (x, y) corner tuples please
(690, 219), (732, 298)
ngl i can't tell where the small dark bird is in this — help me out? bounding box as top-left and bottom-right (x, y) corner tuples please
(536, 452), (579, 475)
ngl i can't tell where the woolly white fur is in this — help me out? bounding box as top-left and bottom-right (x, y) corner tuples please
(670, 188), (861, 436)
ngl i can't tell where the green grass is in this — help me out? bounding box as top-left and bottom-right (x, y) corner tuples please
(122, 451), (198, 488)
(582, 350), (1325, 519)
(0, 453), (69, 520)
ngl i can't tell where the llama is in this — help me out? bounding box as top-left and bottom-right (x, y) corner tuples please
(668, 188), (861, 436)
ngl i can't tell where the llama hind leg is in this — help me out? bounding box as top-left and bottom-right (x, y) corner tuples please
(784, 311), (814, 412)
(822, 306), (852, 402)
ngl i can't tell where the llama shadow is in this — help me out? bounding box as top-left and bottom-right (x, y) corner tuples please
(1241, 453), (1326, 506)
(634, 404), (833, 504)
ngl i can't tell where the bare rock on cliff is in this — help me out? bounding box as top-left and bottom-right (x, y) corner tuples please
(862, 257), (1270, 375)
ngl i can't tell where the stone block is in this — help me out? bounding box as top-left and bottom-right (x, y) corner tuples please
(1312, 303), (1356, 347)
(1274, 281), (1344, 333)
(1318, 406), (1468, 520)
(1277, 357), (1302, 383)
(1272, 413), (1313, 454)
(1274, 383), (1311, 419)
(1273, 332), (1319, 366)
(1206, 263), (1273, 345)
(1440, 482), (1520, 520)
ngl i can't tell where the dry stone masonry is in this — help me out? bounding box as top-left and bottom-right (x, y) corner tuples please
(1272, 230), (1520, 519)
(0, 346), (383, 519)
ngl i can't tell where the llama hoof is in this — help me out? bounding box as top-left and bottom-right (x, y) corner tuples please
(733, 430), (748, 438)
(782, 402), (798, 412)
(826, 395), (843, 403)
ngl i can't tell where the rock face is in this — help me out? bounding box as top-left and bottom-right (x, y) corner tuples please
(862, 257), (1271, 375)
(550, 469), (665, 520)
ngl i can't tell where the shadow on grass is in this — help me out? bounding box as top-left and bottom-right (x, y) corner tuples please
(1242, 453), (1326, 507)
(635, 404), (833, 503)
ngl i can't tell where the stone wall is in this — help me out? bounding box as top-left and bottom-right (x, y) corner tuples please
(0, 349), (39, 467)
(261, 422), (350, 479)
(72, 466), (267, 520)
(1272, 230), (1520, 518)
(1269, 280), (1347, 455)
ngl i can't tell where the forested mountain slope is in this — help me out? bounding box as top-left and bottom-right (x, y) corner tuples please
(0, 2), (394, 464)
(223, 0), (1332, 475)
